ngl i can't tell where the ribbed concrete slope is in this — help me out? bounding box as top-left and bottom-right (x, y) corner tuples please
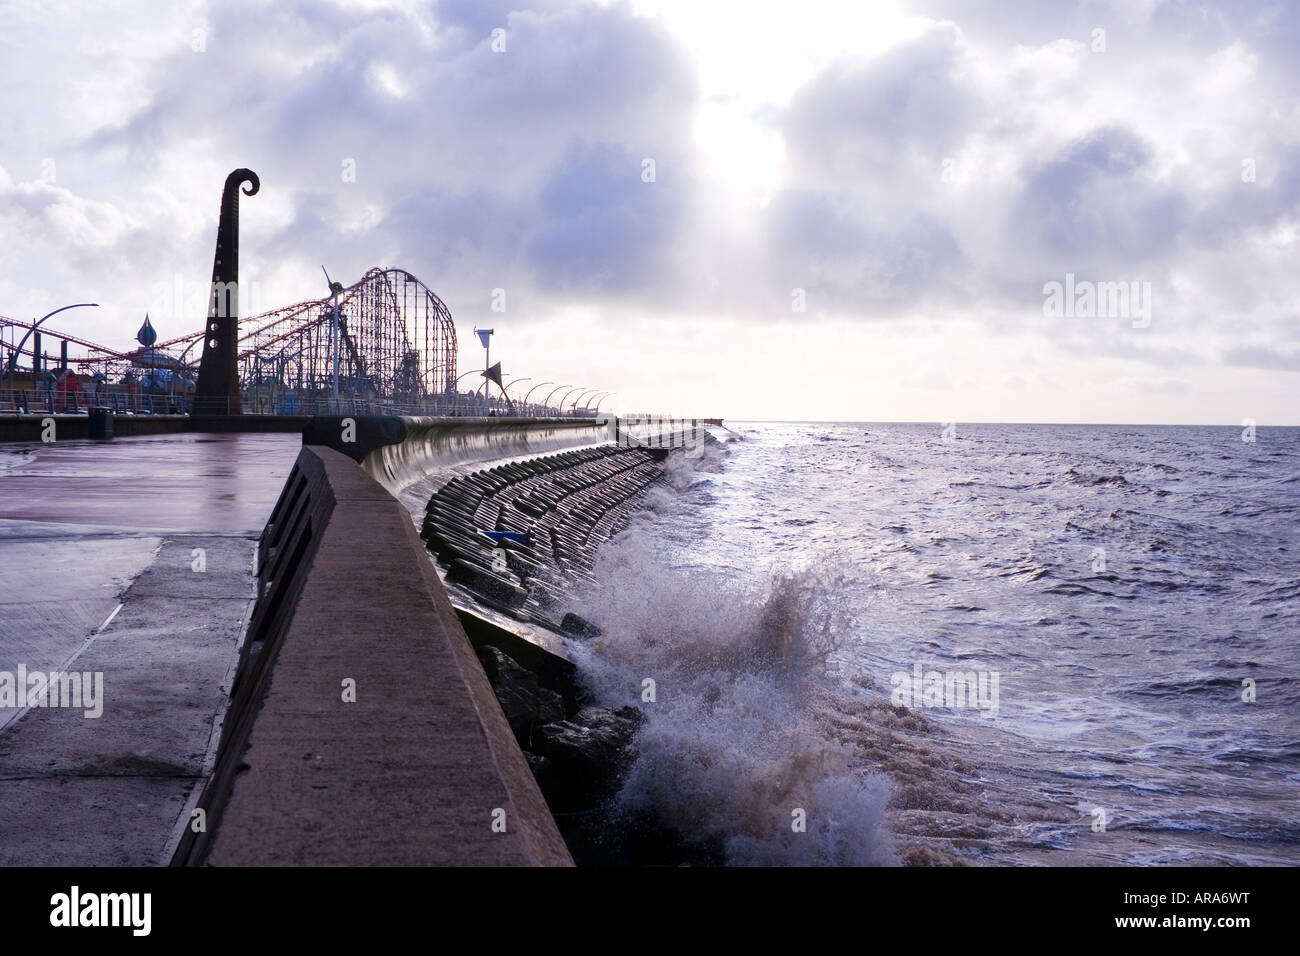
(422, 445), (669, 628)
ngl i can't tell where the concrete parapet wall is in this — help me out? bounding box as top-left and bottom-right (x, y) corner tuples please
(173, 444), (573, 866)
(0, 413), (306, 442)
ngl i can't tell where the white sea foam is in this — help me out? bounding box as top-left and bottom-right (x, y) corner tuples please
(570, 531), (896, 866)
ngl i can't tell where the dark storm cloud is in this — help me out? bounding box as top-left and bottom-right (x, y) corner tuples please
(434, 0), (547, 35)
(527, 141), (687, 294)
(74, 0), (700, 307)
(1010, 126), (1188, 269)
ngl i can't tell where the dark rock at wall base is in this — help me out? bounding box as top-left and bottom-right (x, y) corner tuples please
(559, 612), (602, 639)
(476, 645), (545, 737)
(525, 752), (553, 785)
(578, 811), (728, 868)
(536, 688), (566, 726)
(475, 645), (569, 739)
(468, 627), (709, 864)
(548, 801), (727, 868)
(532, 706), (644, 812)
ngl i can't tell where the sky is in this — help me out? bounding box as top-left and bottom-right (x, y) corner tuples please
(1, 0), (1297, 424)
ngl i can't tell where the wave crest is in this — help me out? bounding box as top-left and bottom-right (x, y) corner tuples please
(571, 542), (895, 865)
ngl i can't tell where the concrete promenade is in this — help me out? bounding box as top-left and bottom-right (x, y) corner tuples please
(0, 433), (300, 864)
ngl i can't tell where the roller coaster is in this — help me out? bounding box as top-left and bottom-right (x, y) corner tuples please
(0, 268), (461, 414)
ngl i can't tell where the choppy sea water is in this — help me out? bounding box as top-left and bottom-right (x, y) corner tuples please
(565, 422), (1300, 866)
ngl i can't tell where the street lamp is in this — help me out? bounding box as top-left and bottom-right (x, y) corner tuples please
(587, 391), (614, 412)
(541, 384), (571, 417)
(452, 369), (486, 416)
(474, 327), (494, 413)
(522, 381), (552, 417)
(557, 386), (585, 417)
(5, 302), (100, 375)
(570, 388), (600, 414)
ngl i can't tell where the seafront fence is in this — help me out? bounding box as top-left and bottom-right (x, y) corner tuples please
(0, 386), (603, 419)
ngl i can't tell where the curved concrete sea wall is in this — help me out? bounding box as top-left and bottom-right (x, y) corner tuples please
(300, 414), (709, 497)
(301, 415), (607, 496)
(369, 417), (609, 494)
(178, 415), (711, 866)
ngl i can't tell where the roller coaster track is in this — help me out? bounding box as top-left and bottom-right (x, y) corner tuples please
(2, 267), (459, 401)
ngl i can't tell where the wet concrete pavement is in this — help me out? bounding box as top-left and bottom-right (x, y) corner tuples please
(0, 433), (299, 864)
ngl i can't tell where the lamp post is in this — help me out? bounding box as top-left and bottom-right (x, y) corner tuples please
(541, 384), (571, 417)
(557, 386), (585, 417)
(474, 327), (493, 413)
(5, 303), (100, 375)
(452, 369), (485, 416)
(500, 377), (531, 418)
(571, 388), (600, 414)
(523, 381), (552, 417)
(587, 391), (614, 413)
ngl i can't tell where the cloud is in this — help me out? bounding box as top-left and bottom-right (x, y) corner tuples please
(761, 188), (965, 313)
(527, 141), (690, 295)
(782, 21), (978, 187)
(1120, 376), (1191, 394)
(3, 0), (702, 331)
(1011, 126), (1187, 267)
(3, 0), (1300, 421)
(1221, 345), (1300, 371)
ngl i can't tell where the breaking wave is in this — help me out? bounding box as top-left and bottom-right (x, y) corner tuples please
(569, 534), (895, 866)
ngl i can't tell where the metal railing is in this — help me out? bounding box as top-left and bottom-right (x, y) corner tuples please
(0, 386), (610, 419)
(0, 384), (152, 416)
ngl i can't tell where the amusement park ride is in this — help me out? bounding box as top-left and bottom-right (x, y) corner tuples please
(1, 168), (459, 416)
(0, 265), (461, 416)
(1, 167), (613, 418)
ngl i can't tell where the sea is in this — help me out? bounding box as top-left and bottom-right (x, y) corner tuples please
(561, 421), (1300, 866)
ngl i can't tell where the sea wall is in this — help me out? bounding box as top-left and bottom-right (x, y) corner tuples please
(172, 414), (714, 866)
(422, 444), (670, 629)
(301, 413), (708, 497)
(419, 430), (724, 864)
(367, 416), (608, 495)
